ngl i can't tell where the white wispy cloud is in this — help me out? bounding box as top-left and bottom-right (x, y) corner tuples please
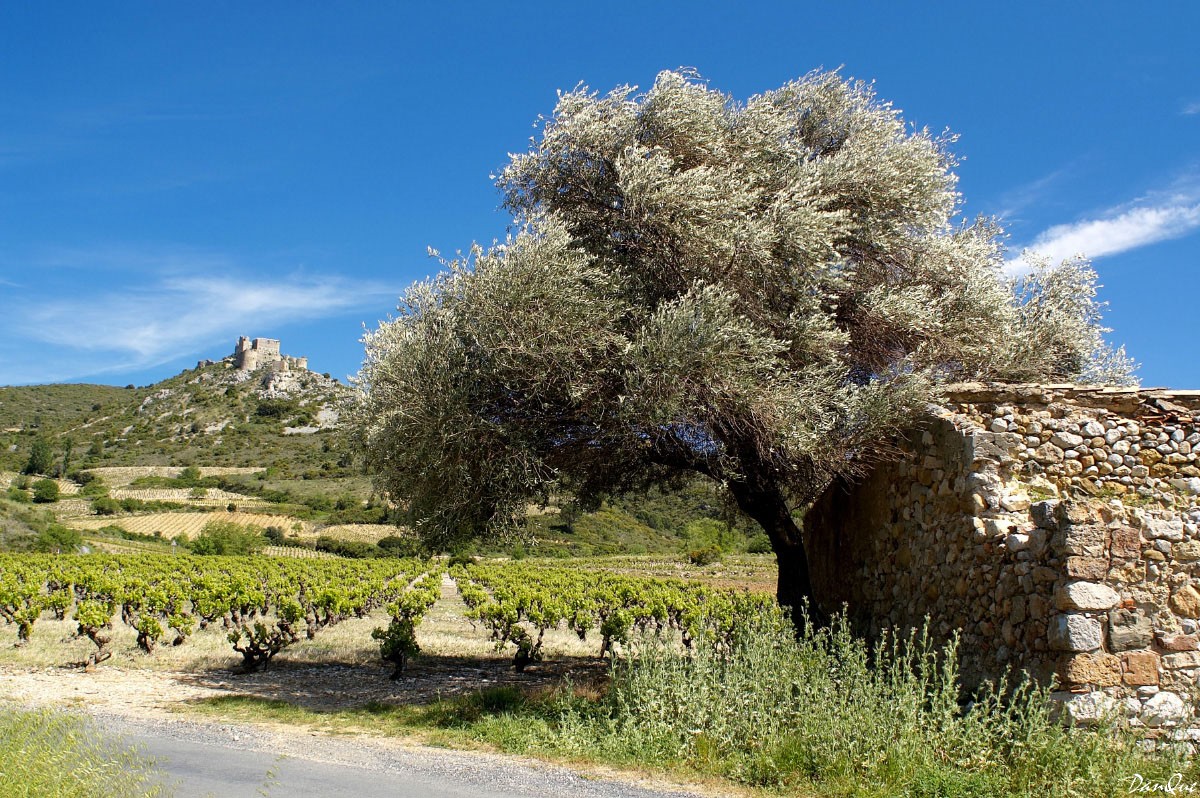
(1005, 195), (1200, 274)
(6, 273), (398, 383)
(991, 166), (1071, 221)
(1183, 100), (1200, 116)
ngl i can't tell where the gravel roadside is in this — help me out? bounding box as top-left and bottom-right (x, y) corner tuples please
(90, 710), (716, 798)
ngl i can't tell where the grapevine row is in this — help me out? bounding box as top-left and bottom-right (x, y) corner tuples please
(452, 561), (773, 670)
(0, 554), (443, 672)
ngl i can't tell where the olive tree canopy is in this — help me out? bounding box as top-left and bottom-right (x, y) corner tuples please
(355, 70), (1133, 612)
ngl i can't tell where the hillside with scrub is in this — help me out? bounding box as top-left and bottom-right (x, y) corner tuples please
(0, 336), (767, 562)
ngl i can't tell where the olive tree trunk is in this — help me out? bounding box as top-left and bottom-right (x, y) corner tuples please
(727, 475), (818, 626)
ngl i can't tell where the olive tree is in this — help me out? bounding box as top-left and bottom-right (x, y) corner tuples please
(355, 71), (1133, 613)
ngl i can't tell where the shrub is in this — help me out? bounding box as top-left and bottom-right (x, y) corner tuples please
(745, 533), (773, 554)
(377, 535), (421, 558)
(682, 517), (740, 554)
(254, 398), (297, 419)
(263, 525), (286, 545)
(33, 524), (82, 553)
(189, 520), (265, 555)
(80, 478), (109, 498)
(176, 465), (202, 486)
(31, 479), (60, 503)
(687, 545), (722, 566)
(6, 485), (31, 504)
(92, 497), (121, 516)
(314, 535), (376, 559)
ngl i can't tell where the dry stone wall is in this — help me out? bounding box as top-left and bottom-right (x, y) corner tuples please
(804, 383), (1200, 729)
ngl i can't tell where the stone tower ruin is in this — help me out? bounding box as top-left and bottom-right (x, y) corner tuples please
(231, 336), (308, 373)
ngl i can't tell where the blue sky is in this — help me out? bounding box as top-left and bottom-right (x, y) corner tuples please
(1, 3), (1197, 388)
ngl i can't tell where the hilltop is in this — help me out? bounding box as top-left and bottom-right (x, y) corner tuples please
(1, 337), (351, 477)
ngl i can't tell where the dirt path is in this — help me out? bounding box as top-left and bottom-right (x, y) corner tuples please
(0, 576), (714, 797)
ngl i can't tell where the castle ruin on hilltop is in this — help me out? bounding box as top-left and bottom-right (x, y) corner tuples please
(231, 336), (308, 373)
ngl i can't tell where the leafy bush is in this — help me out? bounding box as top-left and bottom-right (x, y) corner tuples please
(377, 534), (422, 558)
(68, 470), (98, 486)
(683, 518), (741, 554)
(176, 465), (202, 486)
(314, 535), (376, 558)
(329, 504), (388, 525)
(31, 479), (60, 503)
(33, 524), (82, 553)
(80, 477), (109, 498)
(6, 485), (31, 504)
(745, 532), (772, 554)
(254, 399), (289, 418)
(92, 497), (121, 516)
(189, 520), (265, 555)
(686, 545), (722, 566)
(98, 497), (187, 514)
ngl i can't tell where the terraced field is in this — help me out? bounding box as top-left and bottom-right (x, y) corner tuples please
(67, 511), (312, 538)
(107, 488), (252, 502)
(0, 472), (81, 495)
(85, 466), (264, 485)
(304, 523), (401, 543)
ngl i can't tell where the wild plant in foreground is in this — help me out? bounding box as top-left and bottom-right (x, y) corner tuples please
(551, 607), (1193, 796)
(0, 705), (165, 798)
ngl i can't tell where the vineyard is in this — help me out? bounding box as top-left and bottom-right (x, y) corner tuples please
(454, 561), (773, 669)
(67, 512), (315, 538)
(0, 554), (442, 671)
(84, 467), (265, 484)
(0, 554), (770, 676)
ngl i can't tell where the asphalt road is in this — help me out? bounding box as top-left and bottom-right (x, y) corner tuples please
(92, 713), (711, 798)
